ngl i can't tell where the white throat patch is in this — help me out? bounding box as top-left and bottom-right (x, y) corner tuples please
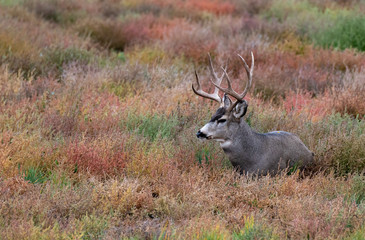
(219, 140), (232, 148)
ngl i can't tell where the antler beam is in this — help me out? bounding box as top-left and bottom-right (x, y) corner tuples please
(192, 52), (254, 113)
(210, 52), (254, 113)
(192, 53), (226, 105)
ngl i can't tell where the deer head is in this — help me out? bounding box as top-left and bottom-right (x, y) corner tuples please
(193, 52), (254, 141)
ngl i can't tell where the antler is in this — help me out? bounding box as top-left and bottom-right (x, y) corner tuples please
(210, 52), (254, 113)
(192, 53), (225, 105)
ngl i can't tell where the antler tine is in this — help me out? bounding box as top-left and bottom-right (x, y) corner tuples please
(209, 64), (243, 101)
(210, 66), (242, 100)
(192, 52), (254, 108)
(237, 52), (254, 99)
(192, 69), (222, 104)
(208, 53), (225, 92)
(226, 52), (254, 113)
(208, 52), (254, 113)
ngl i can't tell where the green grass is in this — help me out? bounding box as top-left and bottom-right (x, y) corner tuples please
(345, 226), (365, 240)
(195, 146), (213, 165)
(0, 0), (23, 6)
(123, 112), (179, 141)
(23, 167), (47, 184)
(78, 214), (109, 240)
(313, 114), (365, 175)
(312, 15), (365, 51)
(101, 81), (135, 98)
(263, 0), (365, 51)
(348, 176), (365, 205)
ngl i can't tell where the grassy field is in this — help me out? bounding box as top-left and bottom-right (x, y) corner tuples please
(1, 0), (365, 239)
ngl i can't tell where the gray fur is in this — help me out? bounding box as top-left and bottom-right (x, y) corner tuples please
(197, 103), (314, 176)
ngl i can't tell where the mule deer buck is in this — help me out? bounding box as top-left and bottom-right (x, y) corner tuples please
(192, 53), (314, 175)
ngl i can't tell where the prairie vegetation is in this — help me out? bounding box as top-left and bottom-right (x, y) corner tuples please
(0, 0), (365, 239)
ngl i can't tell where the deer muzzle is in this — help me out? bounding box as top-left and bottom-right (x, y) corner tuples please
(196, 130), (208, 139)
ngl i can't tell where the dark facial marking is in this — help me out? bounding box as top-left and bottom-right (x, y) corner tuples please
(209, 107), (226, 122)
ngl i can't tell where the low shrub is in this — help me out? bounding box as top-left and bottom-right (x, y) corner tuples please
(304, 113), (365, 175)
(345, 226), (365, 240)
(329, 132), (365, 175)
(99, 62), (149, 99)
(263, 0), (365, 52)
(66, 139), (128, 177)
(232, 216), (279, 240)
(77, 214), (109, 240)
(265, 0), (310, 22)
(101, 81), (136, 99)
(312, 15), (365, 51)
(0, 0), (23, 6)
(77, 15), (159, 51)
(126, 46), (167, 65)
(348, 175), (365, 204)
(43, 94), (82, 137)
(0, 30), (41, 77)
(184, 0), (235, 15)
(77, 18), (127, 51)
(42, 46), (93, 77)
(25, 0), (82, 25)
(0, 127), (62, 178)
(332, 69), (365, 117)
(232, 0), (272, 15)
(123, 112), (179, 141)
(164, 24), (218, 64)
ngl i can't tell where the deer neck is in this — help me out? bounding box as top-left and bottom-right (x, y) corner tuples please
(220, 119), (260, 169)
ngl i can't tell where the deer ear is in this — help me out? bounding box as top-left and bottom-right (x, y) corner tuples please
(233, 100), (248, 119)
(222, 93), (232, 109)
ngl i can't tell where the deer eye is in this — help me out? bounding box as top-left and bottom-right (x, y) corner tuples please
(217, 119), (226, 124)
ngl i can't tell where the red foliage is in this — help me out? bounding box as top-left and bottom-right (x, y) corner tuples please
(282, 91), (332, 119)
(184, 0), (235, 15)
(250, 49), (364, 95)
(148, 18), (187, 40)
(121, 15), (154, 46)
(99, 15), (186, 49)
(0, 177), (30, 197)
(139, 0), (235, 16)
(79, 15), (165, 50)
(77, 91), (124, 136)
(283, 91), (313, 113)
(165, 24), (218, 63)
(42, 91), (123, 137)
(66, 140), (128, 177)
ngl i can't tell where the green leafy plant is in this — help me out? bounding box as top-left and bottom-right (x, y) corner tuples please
(23, 167), (47, 184)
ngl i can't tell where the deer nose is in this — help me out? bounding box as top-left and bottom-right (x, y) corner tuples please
(196, 130), (207, 138)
